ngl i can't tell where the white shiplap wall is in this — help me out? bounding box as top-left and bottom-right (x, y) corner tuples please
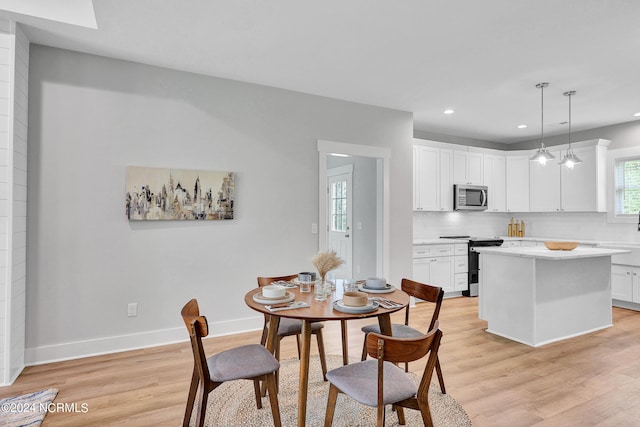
(0, 20), (28, 385)
(9, 23), (28, 384)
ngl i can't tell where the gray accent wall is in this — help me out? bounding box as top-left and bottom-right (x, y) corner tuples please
(26, 45), (413, 363)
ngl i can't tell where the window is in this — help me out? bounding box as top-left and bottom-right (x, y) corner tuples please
(330, 180), (347, 232)
(614, 157), (640, 215)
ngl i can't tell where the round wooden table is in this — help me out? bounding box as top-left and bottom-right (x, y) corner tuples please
(245, 285), (409, 427)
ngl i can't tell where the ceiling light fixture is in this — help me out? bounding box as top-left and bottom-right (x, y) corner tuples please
(558, 90), (583, 169)
(517, 124), (527, 129)
(634, 112), (640, 117)
(529, 82), (555, 166)
(443, 109), (455, 115)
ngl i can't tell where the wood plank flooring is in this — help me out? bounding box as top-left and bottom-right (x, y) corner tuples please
(1, 297), (640, 426)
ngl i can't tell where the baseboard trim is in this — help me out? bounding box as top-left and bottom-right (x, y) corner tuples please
(25, 315), (263, 366)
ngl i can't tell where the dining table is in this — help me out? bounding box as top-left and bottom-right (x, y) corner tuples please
(244, 282), (410, 427)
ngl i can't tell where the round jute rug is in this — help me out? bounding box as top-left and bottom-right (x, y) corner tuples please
(191, 355), (472, 426)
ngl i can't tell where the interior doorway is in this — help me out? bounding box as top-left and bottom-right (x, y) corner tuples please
(318, 140), (390, 280)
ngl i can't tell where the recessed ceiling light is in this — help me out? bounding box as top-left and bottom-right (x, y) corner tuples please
(517, 124), (527, 129)
(443, 109), (454, 115)
(634, 112), (640, 117)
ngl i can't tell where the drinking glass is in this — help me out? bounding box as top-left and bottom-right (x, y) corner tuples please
(314, 281), (327, 301)
(343, 279), (356, 293)
(299, 274), (312, 293)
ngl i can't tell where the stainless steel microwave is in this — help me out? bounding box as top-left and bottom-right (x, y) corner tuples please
(454, 184), (488, 211)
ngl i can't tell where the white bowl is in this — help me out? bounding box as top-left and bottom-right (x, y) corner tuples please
(262, 284), (286, 298)
(365, 278), (387, 289)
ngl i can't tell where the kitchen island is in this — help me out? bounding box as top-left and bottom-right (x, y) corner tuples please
(475, 246), (630, 347)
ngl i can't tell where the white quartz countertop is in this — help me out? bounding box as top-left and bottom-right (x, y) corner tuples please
(474, 246), (631, 260)
(413, 238), (468, 245)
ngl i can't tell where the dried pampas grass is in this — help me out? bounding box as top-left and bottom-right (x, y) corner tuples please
(312, 250), (344, 282)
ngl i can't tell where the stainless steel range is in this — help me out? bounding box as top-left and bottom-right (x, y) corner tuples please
(440, 236), (504, 297)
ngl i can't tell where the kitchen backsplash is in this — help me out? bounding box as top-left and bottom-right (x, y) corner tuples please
(413, 211), (640, 244)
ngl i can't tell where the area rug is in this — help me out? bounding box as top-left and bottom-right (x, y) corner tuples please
(191, 355), (471, 426)
(0, 388), (58, 427)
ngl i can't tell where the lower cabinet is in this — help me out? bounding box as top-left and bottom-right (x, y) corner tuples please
(413, 257), (454, 293)
(412, 243), (468, 295)
(611, 264), (640, 303)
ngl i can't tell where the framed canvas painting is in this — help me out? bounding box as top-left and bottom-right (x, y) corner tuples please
(125, 166), (234, 220)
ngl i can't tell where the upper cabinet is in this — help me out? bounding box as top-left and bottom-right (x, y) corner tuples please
(561, 142), (608, 212)
(529, 140), (609, 212)
(505, 154), (530, 212)
(413, 144), (454, 212)
(483, 154), (506, 212)
(529, 149), (562, 212)
(413, 145), (439, 211)
(453, 150), (483, 185)
(413, 138), (609, 213)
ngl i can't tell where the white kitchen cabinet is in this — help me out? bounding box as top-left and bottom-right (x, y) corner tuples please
(412, 257), (454, 293)
(529, 149), (561, 212)
(454, 273), (468, 292)
(528, 142), (608, 212)
(483, 154), (506, 212)
(561, 144), (606, 212)
(412, 243), (466, 294)
(413, 145), (439, 211)
(611, 265), (640, 303)
(439, 148), (454, 211)
(413, 145), (454, 212)
(505, 155), (530, 212)
(453, 150), (483, 185)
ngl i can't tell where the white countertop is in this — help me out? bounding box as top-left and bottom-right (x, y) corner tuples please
(474, 246), (630, 260)
(413, 238), (468, 245)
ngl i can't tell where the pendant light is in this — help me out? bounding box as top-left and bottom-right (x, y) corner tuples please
(529, 82), (555, 166)
(558, 90), (583, 169)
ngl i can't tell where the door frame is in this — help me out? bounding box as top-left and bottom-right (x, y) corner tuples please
(318, 140), (390, 279)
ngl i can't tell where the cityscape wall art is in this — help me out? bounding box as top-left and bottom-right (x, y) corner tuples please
(125, 166), (234, 220)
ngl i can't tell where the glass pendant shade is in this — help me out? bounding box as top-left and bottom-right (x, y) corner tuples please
(529, 143), (555, 165)
(559, 148), (583, 169)
(530, 82), (553, 165)
(559, 90), (582, 169)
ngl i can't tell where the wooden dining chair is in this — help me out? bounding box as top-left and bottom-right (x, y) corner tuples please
(257, 275), (328, 381)
(360, 278), (446, 393)
(181, 299), (281, 427)
(324, 321), (443, 427)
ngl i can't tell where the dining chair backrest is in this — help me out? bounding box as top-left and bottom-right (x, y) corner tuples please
(365, 320), (440, 365)
(181, 299), (211, 388)
(257, 274), (298, 288)
(400, 278), (444, 330)
(181, 298), (209, 338)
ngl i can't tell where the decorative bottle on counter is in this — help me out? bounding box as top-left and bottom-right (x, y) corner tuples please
(508, 217), (514, 237)
(520, 220), (525, 237)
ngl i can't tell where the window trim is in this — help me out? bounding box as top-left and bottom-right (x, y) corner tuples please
(608, 146), (640, 224)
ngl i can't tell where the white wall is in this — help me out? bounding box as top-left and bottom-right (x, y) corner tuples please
(26, 45), (413, 364)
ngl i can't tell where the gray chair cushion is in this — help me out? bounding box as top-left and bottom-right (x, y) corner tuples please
(207, 344), (279, 382)
(326, 359), (417, 407)
(269, 318), (324, 336)
(361, 323), (423, 338)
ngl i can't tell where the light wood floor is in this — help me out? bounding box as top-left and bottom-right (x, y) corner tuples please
(2, 297), (640, 426)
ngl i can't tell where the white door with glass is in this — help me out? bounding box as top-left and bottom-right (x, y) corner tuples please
(327, 165), (353, 279)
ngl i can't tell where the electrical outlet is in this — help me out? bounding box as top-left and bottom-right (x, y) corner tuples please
(311, 223), (318, 234)
(128, 303), (138, 317)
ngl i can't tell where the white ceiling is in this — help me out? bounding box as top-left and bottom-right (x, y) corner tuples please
(2, 0), (640, 144)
